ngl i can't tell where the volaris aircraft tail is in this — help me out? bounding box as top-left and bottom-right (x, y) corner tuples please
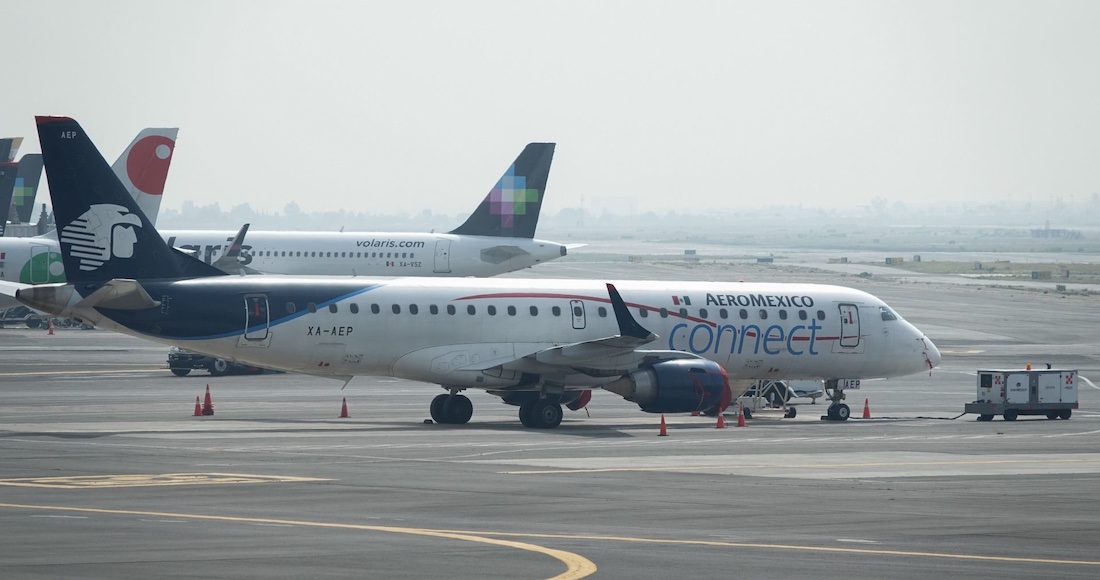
(12, 154), (43, 223)
(36, 116), (222, 284)
(448, 142), (555, 239)
(0, 160), (16, 234)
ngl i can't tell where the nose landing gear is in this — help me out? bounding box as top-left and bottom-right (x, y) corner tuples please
(822, 379), (851, 421)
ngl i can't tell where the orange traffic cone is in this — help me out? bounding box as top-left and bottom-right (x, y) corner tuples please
(716, 413), (726, 429)
(47, 321), (54, 335)
(202, 385), (214, 416)
(736, 404), (746, 427)
(658, 414), (668, 436)
(192, 396), (202, 417)
(339, 398), (349, 418)
(862, 398), (871, 419)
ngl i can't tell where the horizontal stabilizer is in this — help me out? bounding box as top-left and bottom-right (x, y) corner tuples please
(75, 279), (160, 310)
(480, 245), (531, 264)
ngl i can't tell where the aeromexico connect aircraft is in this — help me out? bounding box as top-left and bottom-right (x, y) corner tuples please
(159, 141), (566, 277)
(15, 117), (941, 429)
(0, 128), (177, 309)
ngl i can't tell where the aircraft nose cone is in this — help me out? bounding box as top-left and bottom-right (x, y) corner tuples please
(923, 336), (941, 369)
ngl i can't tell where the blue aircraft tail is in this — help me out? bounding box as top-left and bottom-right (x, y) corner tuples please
(0, 160), (16, 234)
(36, 116), (224, 285)
(448, 143), (555, 239)
(12, 153), (43, 223)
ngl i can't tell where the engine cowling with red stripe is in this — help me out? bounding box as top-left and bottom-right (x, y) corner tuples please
(604, 359), (732, 414)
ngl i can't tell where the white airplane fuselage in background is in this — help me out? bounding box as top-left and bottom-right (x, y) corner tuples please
(161, 230), (568, 277)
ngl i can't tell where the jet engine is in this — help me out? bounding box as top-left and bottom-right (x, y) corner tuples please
(602, 359), (732, 414)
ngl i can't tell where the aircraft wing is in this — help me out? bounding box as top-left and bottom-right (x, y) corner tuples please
(466, 283), (706, 376)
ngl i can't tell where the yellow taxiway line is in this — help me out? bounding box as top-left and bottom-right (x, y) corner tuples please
(0, 503), (596, 580)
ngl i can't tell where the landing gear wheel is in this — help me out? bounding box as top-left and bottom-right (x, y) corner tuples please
(518, 400), (536, 427)
(977, 414), (994, 422)
(170, 368), (191, 377)
(1046, 411), (1059, 420)
(430, 394), (449, 423)
(442, 394), (473, 425)
(1059, 409), (1072, 420)
(209, 359), (230, 376)
(521, 400), (563, 429)
(1003, 409), (1018, 421)
(827, 403), (851, 421)
(784, 406), (797, 419)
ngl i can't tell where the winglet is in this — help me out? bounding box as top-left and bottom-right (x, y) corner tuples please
(607, 283), (654, 341)
(212, 223), (262, 275)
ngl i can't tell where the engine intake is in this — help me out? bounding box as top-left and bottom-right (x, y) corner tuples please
(603, 359), (732, 414)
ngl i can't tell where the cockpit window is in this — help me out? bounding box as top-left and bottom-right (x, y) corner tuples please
(880, 307), (898, 321)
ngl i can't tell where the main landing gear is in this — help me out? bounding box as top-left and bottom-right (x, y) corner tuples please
(430, 392), (473, 424)
(518, 398), (563, 429)
(429, 390), (565, 429)
(822, 379), (851, 421)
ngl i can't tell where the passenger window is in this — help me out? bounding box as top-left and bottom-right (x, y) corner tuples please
(409, 304), (419, 315)
(467, 305), (476, 315)
(286, 302), (296, 314)
(700, 308), (708, 318)
(329, 304), (338, 313)
(881, 307), (898, 321)
(759, 309), (768, 319)
(678, 308), (687, 318)
(508, 306), (517, 316)
(488, 305), (497, 316)
(739, 309), (748, 320)
(430, 305), (439, 315)
(410, 253), (415, 259)
(719, 308), (728, 319)
(371, 304), (380, 314)
(552, 306), (561, 316)
(529, 306), (538, 316)
(447, 305), (456, 315)
(817, 310), (826, 320)
(350, 303), (359, 314)
(597, 306), (607, 317)
(660, 308), (668, 318)
(573, 306), (583, 317)
(638, 308), (648, 318)
(307, 302), (317, 313)
(402, 252), (407, 259)
(799, 310), (807, 321)
(779, 310), (788, 320)
(392, 304), (401, 314)
(326, 252), (332, 258)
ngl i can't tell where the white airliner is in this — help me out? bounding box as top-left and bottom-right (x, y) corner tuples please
(14, 117), (942, 428)
(159, 142), (567, 278)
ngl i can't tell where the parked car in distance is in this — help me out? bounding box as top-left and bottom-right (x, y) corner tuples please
(167, 347), (264, 376)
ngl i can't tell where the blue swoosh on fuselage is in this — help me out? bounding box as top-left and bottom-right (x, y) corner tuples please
(95, 278), (383, 340)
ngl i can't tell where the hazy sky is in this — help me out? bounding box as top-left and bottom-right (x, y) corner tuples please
(3, 1), (1098, 217)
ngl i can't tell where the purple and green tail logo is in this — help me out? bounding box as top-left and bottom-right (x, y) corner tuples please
(488, 164), (540, 229)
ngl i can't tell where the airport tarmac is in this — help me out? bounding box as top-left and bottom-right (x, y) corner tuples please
(2, 261), (1099, 579)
